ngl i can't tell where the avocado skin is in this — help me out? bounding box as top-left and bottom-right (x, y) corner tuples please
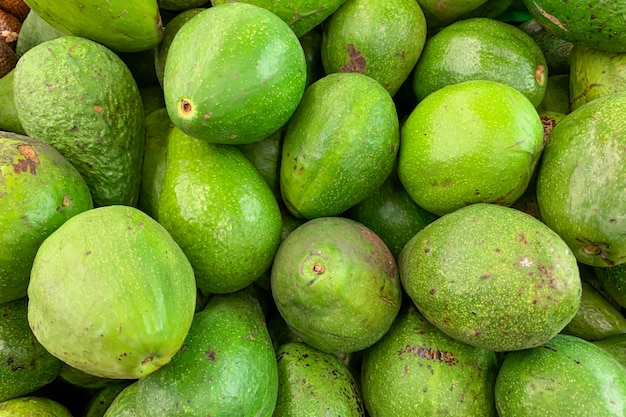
(0, 70), (26, 135)
(103, 382), (139, 417)
(13, 36), (146, 207)
(83, 383), (132, 417)
(594, 263), (626, 308)
(0, 396), (73, 416)
(594, 333), (626, 369)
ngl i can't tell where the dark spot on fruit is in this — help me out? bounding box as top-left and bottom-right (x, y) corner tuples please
(473, 329), (481, 336)
(379, 295), (396, 306)
(12, 144), (40, 175)
(62, 195), (70, 207)
(180, 99), (192, 115)
(397, 345), (458, 365)
(479, 274), (491, 280)
(516, 233), (528, 245)
(340, 44), (367, 74)
(424, 247), (430, 253)
(180, 344), (187, 353)
(423, 387), (428, 392)
(312, 263), (324, 274)
(542, 345), (557, 352)
(609, 219), (616, 223)
(85, 251), (91, 256)
(429, 288), (436, 295)
(495, 248), (501, 253)
(203, 113), (212, 119)
(141, 356), (153, 366)
(583, 244), (602, 255)
(6, 357), (13, 365)
(138, 221), (144, 227)
(93, 104), (103, 113)
(206, 351), (216, 360)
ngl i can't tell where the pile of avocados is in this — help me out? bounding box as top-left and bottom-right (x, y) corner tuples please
(1, 0), (626, 415)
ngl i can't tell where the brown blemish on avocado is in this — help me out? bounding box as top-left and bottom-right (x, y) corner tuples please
(341, 44), (367, 74)
(93, 104), (103, 113)
(180, 99), (192, 115)
(312, 263), (324, 274)
(479, 274), (491, 280)
(397, 345), (458, 365)
(141, 355), (153, 366)
(379, 295), (396, 306)
(535, 64), (546, 84)
(12, 144), (40, 175)
(62, 195), (70, 207)
(203, 113), (212, 119)
(206, 350), (216, 360)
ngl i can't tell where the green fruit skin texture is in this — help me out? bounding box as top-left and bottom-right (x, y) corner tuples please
(569, 45), (626, 111)
(58, 363), (120, 389)
(361, 304), (498, 417)
(0, 132), (93, 304)
(537, 74), (570, 115)
(536, 91), (626, 267)
(15, 10), (64, 58)
(300, 28), (325, 88)
(23, 0), (163, 52)
(412, 17), (547, 107)
(210, 0), (347, 38)
(321, 0), (427, 96)
(594, 263), (626, 308)
(136, 290), (278, 417)
(416, 0), (487, 30)
(164, 3), (306, 145)
(0, 298), (62, 402)
(280, 72), (399, 219)
(0, 71), (26, 135)
(495, 334), (626, 416)
(518, 18), (573, 76)
(158, 128), (282, 295)
(561, 281), (626, 342)
(398, 203), (581, 352)
(158, 0), (209, 11)
(13, 36), (146, 207)
(83, 382), (131, 417)
(0, 397), (73, 416)
(27, 205), (197, 379)
(523, 0), (626, 53)
(273, 342), (364, 417)
(271, 217), (402, 354)
(103, 382), (139, 417)
(237, 128), (284, 202)
(398, 80), (544, 216)
(594, 333), (626, 369)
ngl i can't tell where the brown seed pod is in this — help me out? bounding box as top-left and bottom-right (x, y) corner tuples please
(0, 0), (29, 22)
(0, 40), (17, 78)
(0, 9), (20, 50)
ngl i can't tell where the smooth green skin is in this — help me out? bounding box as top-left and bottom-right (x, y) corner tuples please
(361, 304), (498, 417)
(346, 172), (438, 259)
(158, 0), (209, 11)
(14, 10), (64, 58)
(27, 205), (197, 379)
(0, 397), (72, 416)
(536, 92), (626, 267)
(157, 127), (282, 294)
(0, 132), (93, 304)
(412, 17), (548, 107)
(58, 364), (121, 390)
(457, 0), (514, 21)
(561, 281), (626, 342)
(237, 128), (284, 201)
(0, 298), (61, 402)
(299, 28), (325, 88)
(210, 0), (347, 38)
(164, 3), (306, 145)
(14, 36), (145, 207)
(321, 0), (427, 96)
(594, 334), (626, 369)
(137, 108), (174, 220)
(523, 0), (626, 53)
(594, 263), (626, 308)
(417, 0), (487, 30)
(271, 217), (402, 354)
(537, 74), (570, 114)
(280, 72), (399, 219)
(102, 382), (139, 417)
(495, 334), (626, 416)
(83, 383), (131, 417)
(398, 203), (581, 352)
(569, 45), (626, 111)
(23, 0), (163, 52)
(0, 71), (26, 135)
(154, 8), (205, 87)
(518, 18), (573, 76)
(398, 80), (544, 216)
(274, 342), (364, 417)
(136, 290), (278, 417)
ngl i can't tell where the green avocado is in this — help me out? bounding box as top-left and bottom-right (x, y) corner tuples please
(0, 70), (25, 135)
(14, 10), (64, 58)
(83, 383), (132, 417)
(0, 396), (72, 416)
(102, 382), (139, 417)
(237, 128), (284, 202)
(518, 18), (573, 76)
(537, 74), (570, 114)
(594, 334), (626, 369)
(594, 263), (626, 308)
(58, 364), (121, 390)
(416, 0), (487, 30)
(13, 36), (146, 207)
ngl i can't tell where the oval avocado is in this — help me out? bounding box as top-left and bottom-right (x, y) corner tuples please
(0, 396), (72, 416)
(102, 382), (139, 417)
(594, 263), (626, 308)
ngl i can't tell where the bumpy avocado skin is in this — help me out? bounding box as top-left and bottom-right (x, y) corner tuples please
(13, 36), (145, 207)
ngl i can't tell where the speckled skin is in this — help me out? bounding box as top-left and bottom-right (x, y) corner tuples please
(523, 0), (626, 53)
(0, 396), (73, 416)
(164, 3), (306, 145)
(210, 0), (347, 38)
(273, 342), (364, 416)
(23, 0), (162, 52)
(361, 304), (498, 416)
(13, 36), (146, 207)
(320, 0), (427, 96)
(416, 0), (486, 30)
(0, 298), (61, 402)
(518, 18), (573, 76)
(569, 45), (626, 111)
(398, 80), (544, 216)
(27, 205), (197, 379)
(280, 72), (399, 219)
(271, 217), (402, 353)
(398, 203), (581, 352)
(0, 132), (93, 304)
(536, 92), (626, 267)
(594, 263), (626, 308)
(412, 18), (548, 107)
(594, 333), (626, 368)
(102, 382), (139, 417)
(135, 290), (278, 417)
(83, 383), (131, 417)
(537, 74), (570, 114)
(495, 334), (626, 416)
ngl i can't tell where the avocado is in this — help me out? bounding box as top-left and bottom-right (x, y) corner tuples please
(163, 3), (306, 144)
(0, 297), (61, 402)
(412, 17), (547, 107)
(321, 0), (427, 95)
(537, 74), (570, 114)
(399, 203), (581, 352)
(274, 342), (364, 416)
(0, 396), (73, 416)
(594, 333), (626, 369)
(280, 72), (399, 219)
(361, 303), (498, 416)
(14, 9), (63, 58)
(83, 383), (131, 417)
(271, 216), (402, 354)
(0, 131), (93, 304)
(139, 85), (165, 117)
(237, 127), (284, 202)
(416, 0), (487, 30)
(102, 382), (139, 417)
(158, 0), (209, 10)
(518, 18), (573, 76)
(57, 363), (121, 390)
(13, 36), (146, 207)
(0, 70), (25, 134)
(135, 290), (278, 417)
(495, 334), (626, 416)
(536, 91), (626, 267)
(27, 205), (197, 379)
(299, 28), (325, 87)
(594, 263), (626, 308)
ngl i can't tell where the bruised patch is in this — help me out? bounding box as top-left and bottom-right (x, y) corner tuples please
(340, 44), (367, 74)
(12, 144), (40, 175)
(397, 345), (458, 365)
